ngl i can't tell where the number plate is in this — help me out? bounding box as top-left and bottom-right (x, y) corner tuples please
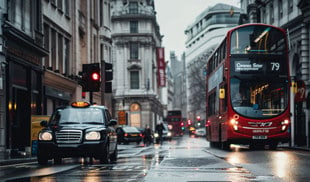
(131, 134), (138, 136)
(252, 135), (267, 139)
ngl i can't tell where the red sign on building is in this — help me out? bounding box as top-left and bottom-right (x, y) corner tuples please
(156, 47), (166, 87)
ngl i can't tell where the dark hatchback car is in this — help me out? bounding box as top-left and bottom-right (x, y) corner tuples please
(37, 102), (118, 165)
(116, 126), (142, 144)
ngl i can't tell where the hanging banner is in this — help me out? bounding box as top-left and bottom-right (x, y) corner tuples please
(156, 47), (166, 87)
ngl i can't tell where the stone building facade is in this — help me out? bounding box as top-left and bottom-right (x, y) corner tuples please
(0, 0), (112, 155)
(110, 0), (164, 130)
(185, 3), (241, 121)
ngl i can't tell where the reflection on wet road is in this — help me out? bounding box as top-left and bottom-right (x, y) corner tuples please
(1, 137), (310, 182)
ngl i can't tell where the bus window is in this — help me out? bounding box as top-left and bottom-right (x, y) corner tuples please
(230, 25), (286, 54)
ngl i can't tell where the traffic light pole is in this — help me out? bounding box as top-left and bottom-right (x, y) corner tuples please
(90, 91), (93, 104)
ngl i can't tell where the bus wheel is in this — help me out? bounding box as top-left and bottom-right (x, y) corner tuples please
(210, 141), (219, 148)
(269, 142), (278, 150)
(221, 141), (231, 150)
(249, 143), (264, 150)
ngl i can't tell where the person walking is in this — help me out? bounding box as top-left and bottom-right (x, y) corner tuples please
(155, 122), (165, 145)
(143, 125), (153, 146)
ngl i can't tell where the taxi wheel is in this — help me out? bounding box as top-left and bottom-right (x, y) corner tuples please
(37, 152), (48, 165)
(110, 145), (118, 162)
(54, 157), (62, 164)
(100, 144), (110, 164)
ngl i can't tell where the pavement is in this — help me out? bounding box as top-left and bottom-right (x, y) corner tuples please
(0, 144), (309, 166)
(0, 150), (37, 166)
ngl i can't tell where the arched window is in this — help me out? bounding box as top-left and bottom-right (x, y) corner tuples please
(130, 103), (141, 127)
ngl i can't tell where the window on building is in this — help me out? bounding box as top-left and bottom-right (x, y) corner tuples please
(100, 0), (104, 26)
(262, 8), (266, 23)
(8, 0), (32, 35)
(129, 2), (138, 14)
(64, 38), (70, 74)
(57, 0), (63, 11)
(43, 24), (50, 66)
(130, 71), (139, 89)
(130, 42), (139, 59)
(130, 21), (138, 33)
(58, 34), (63, 73)
(270, 4), (274, 23)
(51, 29), (57, 70)
(288, 0), (293, 13)
(51, 0), (56, 6)
(64, 0), (70, 16)
(278, 0), (283, 19)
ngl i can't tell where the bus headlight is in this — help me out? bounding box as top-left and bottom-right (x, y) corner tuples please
(281, 119), (290, 131)
(85, 131), (101, 140)
(281, 119), (289, 125)
(39, 131), (53, 141)
(230, 119), (239, 131)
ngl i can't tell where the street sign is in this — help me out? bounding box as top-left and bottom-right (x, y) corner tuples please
(118, 110), (126, 125)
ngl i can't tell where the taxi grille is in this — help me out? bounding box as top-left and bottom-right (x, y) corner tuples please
(56, 130), (82, 144)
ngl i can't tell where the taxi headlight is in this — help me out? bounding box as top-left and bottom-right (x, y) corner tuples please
(85, 131), (101, 140)
(39, 131), (53, 141)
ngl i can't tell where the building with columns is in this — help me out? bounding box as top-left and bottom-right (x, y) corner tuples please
(241, 0), (310, 148)
(110, 0), (164, 130)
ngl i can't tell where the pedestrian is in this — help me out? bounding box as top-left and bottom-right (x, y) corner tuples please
(155, 122), (165, 145)
(143, 125), (153, 146)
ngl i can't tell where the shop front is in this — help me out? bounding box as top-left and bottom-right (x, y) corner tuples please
(3, 25), (48, 155)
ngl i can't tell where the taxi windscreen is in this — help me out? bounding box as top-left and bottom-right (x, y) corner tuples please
(49, 108), (105, 125)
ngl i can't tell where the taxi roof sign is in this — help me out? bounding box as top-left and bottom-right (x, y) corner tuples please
(71, 102), (91, 108)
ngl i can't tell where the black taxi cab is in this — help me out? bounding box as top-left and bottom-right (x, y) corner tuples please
(37, 102), (117, 165)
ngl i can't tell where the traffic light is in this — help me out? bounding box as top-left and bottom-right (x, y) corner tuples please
(196, 116), (201, 127)
(104, 62), (113, 93)
(180, 122), (185, 131)
(187, 119), (192, 126)
(82, 63), (101, 92)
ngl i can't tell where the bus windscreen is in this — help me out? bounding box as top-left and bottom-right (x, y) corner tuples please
(230, 25), (286, 54)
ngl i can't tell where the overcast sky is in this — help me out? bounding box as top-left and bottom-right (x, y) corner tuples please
(154, 0), (240, 60)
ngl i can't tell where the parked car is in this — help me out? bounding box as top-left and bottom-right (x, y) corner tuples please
(195, 128), (206, 137)
(116, 126), (143, 144)
(37, 102), (118, 165)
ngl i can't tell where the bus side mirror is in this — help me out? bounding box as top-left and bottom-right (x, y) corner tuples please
(219, 88), (225, 99)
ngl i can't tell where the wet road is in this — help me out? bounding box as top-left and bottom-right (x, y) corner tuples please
(0, 137), (309, 181)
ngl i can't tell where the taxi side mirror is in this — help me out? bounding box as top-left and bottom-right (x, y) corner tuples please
(109, 119), (117, 126)
(40, 120), (48, 127)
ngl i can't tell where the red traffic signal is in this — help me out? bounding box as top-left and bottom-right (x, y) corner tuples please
(91, 72), (100, 81)
(187, 119), (192, 126)
(82, 63), (101, 92)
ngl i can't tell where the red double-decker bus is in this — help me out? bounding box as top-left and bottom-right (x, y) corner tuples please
(205, 23), (291, 150)
(167, 110), (183, 136)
